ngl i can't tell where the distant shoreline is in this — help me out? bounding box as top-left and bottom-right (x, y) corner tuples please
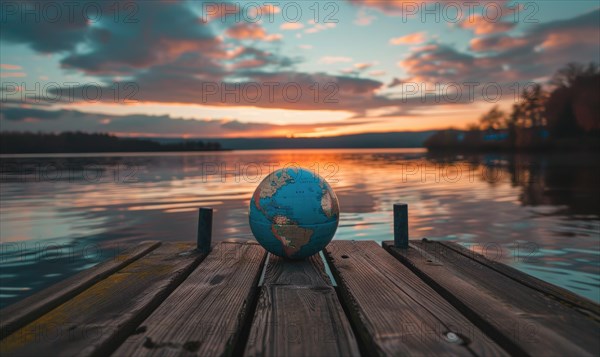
(0, 148), (428, 159)
(0, 130), (435, 154)
(0, 132), (225, 155)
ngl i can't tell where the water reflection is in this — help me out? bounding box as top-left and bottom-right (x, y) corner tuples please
(1, 149), (598, 306)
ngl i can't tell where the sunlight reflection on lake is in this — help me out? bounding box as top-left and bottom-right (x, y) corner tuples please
(1, 149), (598, 306)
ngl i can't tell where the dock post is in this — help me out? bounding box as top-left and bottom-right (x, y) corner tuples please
(197, 207), (213, 253)
(393, 203), (409, 249)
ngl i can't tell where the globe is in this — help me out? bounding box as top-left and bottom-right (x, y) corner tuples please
(249, 167), (340, 259)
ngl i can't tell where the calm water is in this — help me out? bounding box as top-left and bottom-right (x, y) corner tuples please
(1, 149), (599, 307)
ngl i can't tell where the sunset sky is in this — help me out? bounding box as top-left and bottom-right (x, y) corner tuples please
(1, 0), (599, 138)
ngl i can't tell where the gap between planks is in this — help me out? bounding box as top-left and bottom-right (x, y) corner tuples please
(0, 241), (161, 339)
(1, 242), (206, 357)
(383, 240), (600, 356)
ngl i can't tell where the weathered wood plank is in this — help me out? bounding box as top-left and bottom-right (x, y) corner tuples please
(244, 255), (360, 357)
(393, 240), (600, 356)
(383, 241), (597, 356)
(261, 254), (332, 287)
(439, 240), (600, 318)
(0, 241), (160, 339)
(115, 241), (266, 357)
(325, 240), (508, 357)
(0, 242), (205, 357)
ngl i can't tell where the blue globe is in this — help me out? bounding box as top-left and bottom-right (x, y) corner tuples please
(249, 167), (340, 259)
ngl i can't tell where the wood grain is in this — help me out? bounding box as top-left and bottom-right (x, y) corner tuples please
(114, 241), (266, 357)
(0, 241), (160, 339)
(244, 255), (360, 357)
(0, 242), (204, 357)
(439, 240), (600, 318)
(394, 240), (600, 356)
(325, 240), (508, 357)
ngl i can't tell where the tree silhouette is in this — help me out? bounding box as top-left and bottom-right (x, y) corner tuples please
(550, 62), (599, 88)
(519, 84), (547, 128)
(479, 105), (506, 130)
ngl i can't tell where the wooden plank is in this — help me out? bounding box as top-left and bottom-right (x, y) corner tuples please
(325, 240), (508, 357)
(261, 254), (332, 287)
(383, 241), (597, 356)
(115, 241), (266, 357)
(439, 240), (600, 318)
(0, 242), (205, 357)
(244, 255), (360, 357)
(0, 241), (160, 339)
(393, 240), (600, 356)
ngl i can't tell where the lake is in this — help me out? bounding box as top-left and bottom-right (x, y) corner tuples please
(1, 149), (599, 307)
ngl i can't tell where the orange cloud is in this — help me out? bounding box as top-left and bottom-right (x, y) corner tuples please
(280, 23), (304, 30)
(390, 32), (426, 45)
(460, 14), (514, 35)
(0, 64), (22, 70)
(355, 63), (374, 70)
(0, 72), (27, 78)
(226, 23), (266, 39)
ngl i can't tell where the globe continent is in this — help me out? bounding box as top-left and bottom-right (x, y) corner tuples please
(249, 167), (340, 259)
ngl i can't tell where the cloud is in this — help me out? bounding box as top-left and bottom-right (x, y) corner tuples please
(0, 72), (27, 78)
(319, 56), (353, 64)
(226, 23), (281, 42)
(305, 21), (336, 34)
(388, 78), (404, 88)
(390, 32), (426, 45)
(397, 9), (600, 91)
(355, 63), (374, 70)
(0, 107), (63, 121)
(0, 0), (91, 52)
(59, 3), (220, 75)
(470, 35), (528, 52)
(0, 64), (22, 70)
(369, 70), (386, 77)
(354, 8), (376, 26)
(3, 2), (284, 77)
(41, 67), (395, 114)
(0, 107), (366, 138)
(459, 14), (515, 35)
(280, 23), (304, 30)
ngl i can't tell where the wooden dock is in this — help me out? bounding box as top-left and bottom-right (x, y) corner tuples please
(1, 210), (599, 356)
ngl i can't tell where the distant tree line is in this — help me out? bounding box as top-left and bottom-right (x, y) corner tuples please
(0, 132), (223, 154)
(426, 62), (600, 151)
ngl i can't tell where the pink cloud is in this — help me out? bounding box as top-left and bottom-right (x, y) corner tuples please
(226, 23), (282, 42)
(459, 14), (515, 35)
(369, 70), (386, 77)
(0, 107), (371, 138)
(319, 56), (353, 64)
(280, 23), (304, 30)
(390, 32), (426, 45)
(355, 63), (374, 70)
(0, 64), (22, 70)
(0, 72), (27, 78)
